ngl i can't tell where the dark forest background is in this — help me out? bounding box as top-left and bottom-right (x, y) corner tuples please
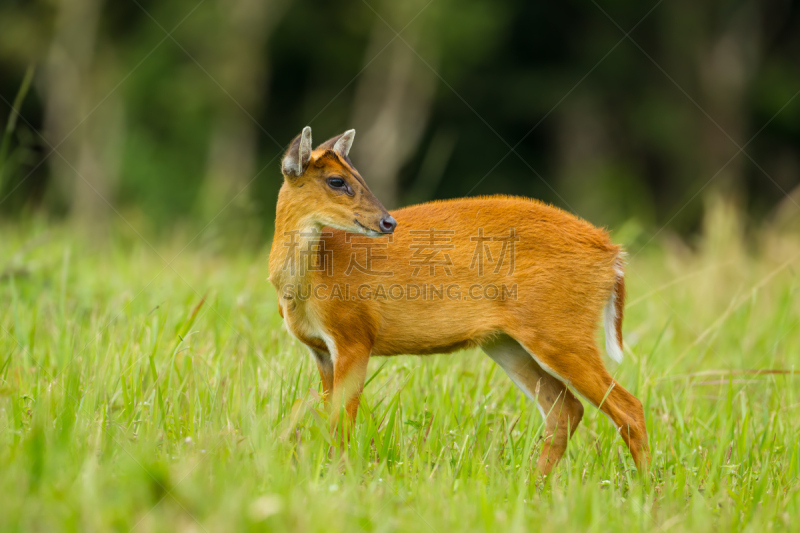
(1, 0), (799, 243)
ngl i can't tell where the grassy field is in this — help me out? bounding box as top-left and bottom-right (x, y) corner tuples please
(2, 216), (800, 532)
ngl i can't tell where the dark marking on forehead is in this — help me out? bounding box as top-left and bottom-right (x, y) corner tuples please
(313, 151), (341, 166)
(340, 156), (367, 187)
(316, 150), (368, 188)
(351, 171), (367, 188)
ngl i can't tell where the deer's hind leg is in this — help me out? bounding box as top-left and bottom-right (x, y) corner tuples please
(482, 334), (584, 476)
(511, 334), (650, 471)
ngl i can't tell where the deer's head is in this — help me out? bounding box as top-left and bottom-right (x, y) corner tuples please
(280, 127), (396, 236)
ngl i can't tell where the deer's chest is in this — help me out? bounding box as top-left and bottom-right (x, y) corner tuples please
(280, 296), (333, 354)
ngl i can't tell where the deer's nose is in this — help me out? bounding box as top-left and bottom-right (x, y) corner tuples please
(379, 215), (396, 234)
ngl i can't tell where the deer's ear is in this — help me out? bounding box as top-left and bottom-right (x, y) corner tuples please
(333, 129), (355, 158)
(316, 129), (355, 159)
(281, 126), (312, 177)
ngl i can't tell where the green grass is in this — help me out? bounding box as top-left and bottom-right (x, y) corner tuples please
(2, 219), (800, 532)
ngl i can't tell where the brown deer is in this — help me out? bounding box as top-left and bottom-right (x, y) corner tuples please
(268, 126), (650, 474)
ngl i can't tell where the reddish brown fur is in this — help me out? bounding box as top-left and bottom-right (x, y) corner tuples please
(269, 129), (650, 474)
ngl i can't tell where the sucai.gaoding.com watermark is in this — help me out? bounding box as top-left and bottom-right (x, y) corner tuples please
(278, 227), (520, 302)
(282, 282), (518, 302)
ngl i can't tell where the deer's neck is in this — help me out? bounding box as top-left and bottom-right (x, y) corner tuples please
(268, 185), (322, 293)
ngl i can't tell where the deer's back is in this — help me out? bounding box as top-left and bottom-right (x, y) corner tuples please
(305, 196), (621, 356)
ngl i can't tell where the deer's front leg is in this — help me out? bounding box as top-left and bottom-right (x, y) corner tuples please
(329, 341), (370, 435)
(309, 347), (334, 402)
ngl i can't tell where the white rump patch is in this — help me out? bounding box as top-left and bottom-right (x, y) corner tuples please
(604, 272), (624, 364)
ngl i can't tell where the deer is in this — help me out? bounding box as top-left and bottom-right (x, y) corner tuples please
(268, 126), (650, 475)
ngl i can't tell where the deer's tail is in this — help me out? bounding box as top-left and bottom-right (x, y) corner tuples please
(604, 253), (626, 363)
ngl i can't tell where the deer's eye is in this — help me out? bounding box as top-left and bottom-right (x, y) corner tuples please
(327, 177), (346, 189)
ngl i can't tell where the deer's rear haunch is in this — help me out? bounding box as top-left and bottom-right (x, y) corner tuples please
(268, 127), (650, 474)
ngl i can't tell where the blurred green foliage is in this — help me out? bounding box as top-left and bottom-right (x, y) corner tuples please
(0, 0), (798, 238)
